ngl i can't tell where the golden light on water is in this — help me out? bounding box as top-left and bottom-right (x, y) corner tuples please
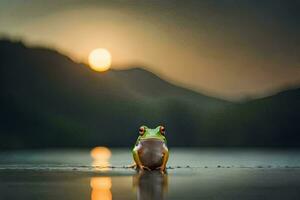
(91, 146), (111, 160)
(91, 146), (111, 171)
(90, 147), (113, 199)
(90, 177), (112, 200)
(90, 177), (112, 190)
(88, 48), (112, 72)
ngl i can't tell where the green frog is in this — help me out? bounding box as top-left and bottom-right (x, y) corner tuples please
(132, 125), (169, 172)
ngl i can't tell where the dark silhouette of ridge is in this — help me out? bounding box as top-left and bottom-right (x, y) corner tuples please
(0, 39), (299, 148)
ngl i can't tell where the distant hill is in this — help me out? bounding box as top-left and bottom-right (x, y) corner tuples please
(0, 40), (299, 148)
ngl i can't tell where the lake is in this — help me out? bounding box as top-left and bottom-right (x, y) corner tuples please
(0, 148), (300, 200)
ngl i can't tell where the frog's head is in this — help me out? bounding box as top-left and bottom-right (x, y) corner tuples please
(138, 125), (167, 142)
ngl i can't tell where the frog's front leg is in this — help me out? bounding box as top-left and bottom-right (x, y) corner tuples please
(157, 147), (169, 172)
(132, 146), (151, 171)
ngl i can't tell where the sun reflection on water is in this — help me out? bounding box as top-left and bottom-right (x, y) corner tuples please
(90, 147), (112, 200)
(90, 146), (111, 171)
(90, 177), (112, 200)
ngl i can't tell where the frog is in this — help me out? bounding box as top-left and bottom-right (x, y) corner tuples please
(132, 125), (169, 172)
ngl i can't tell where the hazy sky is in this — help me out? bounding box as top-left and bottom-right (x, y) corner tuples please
(0, 0), (299, 99)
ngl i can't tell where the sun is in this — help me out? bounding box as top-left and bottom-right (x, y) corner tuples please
(88, 48), (112, 72)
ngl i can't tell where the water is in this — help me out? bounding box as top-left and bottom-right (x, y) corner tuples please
(0, 148), (300, 200)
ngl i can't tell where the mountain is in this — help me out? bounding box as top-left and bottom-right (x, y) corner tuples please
(0, 39), (230, 148)
(0, 39), (299, 149)
(204, 88), (300, 147)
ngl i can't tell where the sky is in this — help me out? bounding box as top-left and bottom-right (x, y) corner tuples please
(0, 0), (299, 100)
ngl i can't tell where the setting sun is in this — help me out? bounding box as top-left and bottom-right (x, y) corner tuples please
(88, 48), (112, 72)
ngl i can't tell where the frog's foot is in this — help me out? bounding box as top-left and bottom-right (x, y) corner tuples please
(156, 166), (166, 173)
(127, 163), (136, 169)
(139, 165), (151, 171)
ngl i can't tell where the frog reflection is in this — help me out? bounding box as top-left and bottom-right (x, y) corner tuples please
(133, 170), (168, 200)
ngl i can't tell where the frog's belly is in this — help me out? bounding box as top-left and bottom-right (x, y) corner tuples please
(138, 139), (164, 169)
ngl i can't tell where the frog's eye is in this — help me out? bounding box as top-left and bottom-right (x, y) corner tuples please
(160, 126), (166, 135)
(139, 126), (145, 136)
